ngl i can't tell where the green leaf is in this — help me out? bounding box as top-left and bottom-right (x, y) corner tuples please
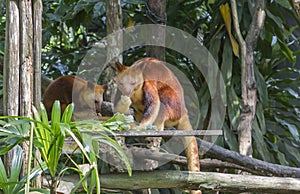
(223, 124), (238, 151)
(252, 118), (271, 162)
(266, 9), (284, 31)
(122, 0), (145, 4)
(46, 13), (61, 22)
(93, 1), (106, 18)
(280, 139), (300, 166)
(97, 136), (132, 176)
(0, 157), (8, 191)
(274, 117), (299, 142)
(208, 38), (221, 98)
(278, 40), (296, 64)
(255, 66), (268, 107)
(9, 145), (23, 192)
(61, 103), (74, 123)
(276, 0), (292, 9)
(51, 100), (61, 127)
(221, 38), (233, 86)
(227, 85), (240, 130)
(40, 103), (50, 125)
(256, 102), (266, 135)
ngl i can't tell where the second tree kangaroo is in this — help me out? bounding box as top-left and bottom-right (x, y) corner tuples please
(114, 57), (200, 173)
(43, 75), (107, 121)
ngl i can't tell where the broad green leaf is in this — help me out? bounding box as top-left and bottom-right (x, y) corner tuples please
(61, 103), (74, 123)
(221, 38), (233, 86)
(276, 0), (292, 9)
(223, 123), (238, 151)
(51, 100), (61, 129)
(275, 116), (300, 142)
(9, 145), (23, 192)
(278, 40), (296, 64)
(40, 103), (50, 125)
(93, 1), (106, 18)
(252, 119), (271, 162)
(280, 139), (300, 166)
(255, 66), (268, 107)
(0, 157), (8, 192)
(227, 85), (240, 130)
(266, 9), (284, 30)
(208, 38), (220, 98)
(46, 13), (61, 22)
(277, 150), (289, 166)
(256, 103), (266, 135)
(285, 87), (300, 99)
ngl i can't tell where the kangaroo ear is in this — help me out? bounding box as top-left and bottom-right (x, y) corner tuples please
(115, 61), (128, 73)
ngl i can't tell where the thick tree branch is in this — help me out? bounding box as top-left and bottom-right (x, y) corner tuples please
(230, 0), (266, 157)
(130, 147), (264, 175)
(197, 138), (300, 178)
(64, 136), (300, 178)
(99, 170), (300, 193)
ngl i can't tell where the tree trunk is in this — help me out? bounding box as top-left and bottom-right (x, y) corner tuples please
(145, 0), (166, 61)
(144, 0), (167, 173)
(19, 0), (34, 178)
(3, 0), (20, 176)
(104, 0), (122, 101)
(33, 0), (42, 109)
(230, 0), (266, 158)
(32, 0), (43, 188)
(4, 0), (42, 180)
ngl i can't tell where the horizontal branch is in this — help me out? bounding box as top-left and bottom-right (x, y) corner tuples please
(64, 134), (300, 178)
(130, 147), (268, 175)
(197, 138), (300, 178)
(90, 129), (223, 137)
(100, 170), (300, 193)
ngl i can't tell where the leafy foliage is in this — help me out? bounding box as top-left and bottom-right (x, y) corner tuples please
(0, 2), (299, 191)
(0, 101), (132, 193)
(205, 1), (300, 166)
(38, 0), (300, 168)
(0, 145), (48, 194)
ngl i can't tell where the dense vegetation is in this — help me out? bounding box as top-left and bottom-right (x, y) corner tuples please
(0, 0), (299, 190)
(33, 0), (300, 166)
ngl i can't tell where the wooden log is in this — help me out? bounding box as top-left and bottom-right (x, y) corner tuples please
(197, 138), (300, 178)
(99, 170), (300, 193)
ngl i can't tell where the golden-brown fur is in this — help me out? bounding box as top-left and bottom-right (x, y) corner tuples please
(115, 57), (200, 173)
(42, 75), (107, 120)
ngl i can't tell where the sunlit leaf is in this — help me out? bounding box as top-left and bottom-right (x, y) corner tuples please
(219, 3), (239, 57)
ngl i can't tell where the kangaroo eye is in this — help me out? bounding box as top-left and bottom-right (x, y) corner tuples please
(95, 100), (99, 104)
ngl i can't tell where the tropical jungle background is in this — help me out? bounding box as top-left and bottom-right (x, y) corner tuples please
(0, 0), (300, 193)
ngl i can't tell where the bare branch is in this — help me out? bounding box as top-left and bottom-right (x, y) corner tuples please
(99, 170), (300, 193)
(197, 138), (300, 178)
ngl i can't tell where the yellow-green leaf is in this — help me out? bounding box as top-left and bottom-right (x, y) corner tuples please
(220, 3), (239, 57)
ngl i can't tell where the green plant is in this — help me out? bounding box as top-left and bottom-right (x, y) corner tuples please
(69, 113), (133, 193)
(32, 101), (73, 193)
(0, 101), (132, 193)
(32, 101), (132, 193)
(0, 145), (48, 194)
